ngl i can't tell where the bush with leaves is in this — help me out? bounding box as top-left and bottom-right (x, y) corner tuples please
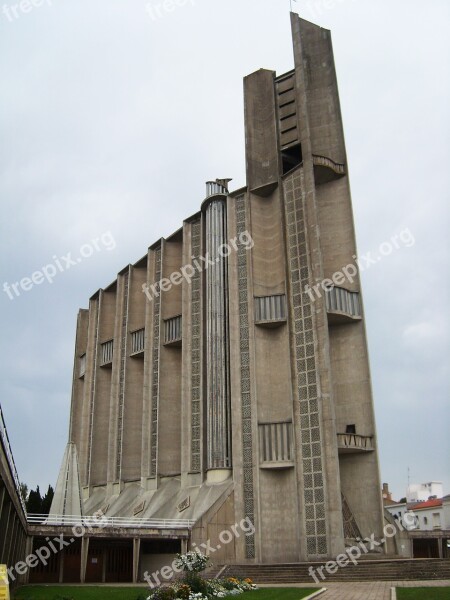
(174, 551), (210, 573)
(147, 587), (177, 600)
(184, 571), (210, 596)
(173, 583), (192, 599)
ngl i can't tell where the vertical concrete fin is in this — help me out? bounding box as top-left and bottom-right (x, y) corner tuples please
(290, 13), (346, 163)
(49, 442), (83, 518)
(244, 69), (279, 195)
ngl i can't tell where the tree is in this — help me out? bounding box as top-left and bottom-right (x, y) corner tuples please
(41, 485), (54, 515)
(24, 483), (55, 515)
(26, 485), (42, 514)
(19, 482), (28, 504)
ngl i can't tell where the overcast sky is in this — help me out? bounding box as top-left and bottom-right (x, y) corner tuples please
(0, 0), (449, 503)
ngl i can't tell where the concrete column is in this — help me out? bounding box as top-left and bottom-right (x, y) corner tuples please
(9, 516), (21, 568)
(181, 539), (188, 554)
(59, 542), (65, 583)
(5, 514), (17, 566)
(205, 198), (232, 473)
(24, 536), (33, 584)
(132, 538), (140, 583)
(16, 532), (27, 584)
(102, 549), (107, 583)
(80, 537), (90, 583)
(17, 528), (26, 567)
(0, 500), (12, 563)
(438, 538), (443, 559)
(0, 484), (5, 518)
(8, 516), (18, 566)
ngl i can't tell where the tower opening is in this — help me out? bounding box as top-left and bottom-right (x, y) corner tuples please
(281, 143), (302, 175)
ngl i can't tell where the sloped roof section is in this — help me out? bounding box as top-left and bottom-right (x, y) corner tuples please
(48, 442), (83, 520)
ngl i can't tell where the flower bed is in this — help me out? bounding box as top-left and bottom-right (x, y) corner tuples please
(145, 552), (257, 600)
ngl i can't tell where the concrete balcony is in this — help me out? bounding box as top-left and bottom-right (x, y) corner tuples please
(326, 286), (362, 325)
(337, 433), (374, 454)
(313, 154), (346, 184)
(254, 295), (287, 328)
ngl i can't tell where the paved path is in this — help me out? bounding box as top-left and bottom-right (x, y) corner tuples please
(259, 580), (450, 599)
(16, 580), (450, 599)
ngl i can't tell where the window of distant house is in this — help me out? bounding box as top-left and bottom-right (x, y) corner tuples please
(432, 512), (441, 528)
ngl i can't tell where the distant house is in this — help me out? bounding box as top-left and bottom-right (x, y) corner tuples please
(385, 493), (450, 558)
(382, 482), (398, 506)
(407, 481), (443, 503)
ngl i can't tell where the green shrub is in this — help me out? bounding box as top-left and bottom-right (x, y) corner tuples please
(173, 583), (191, 599)
(183, 571), (209, 595)
(220, 580), (236, 590)
(148, 587), (176, 600)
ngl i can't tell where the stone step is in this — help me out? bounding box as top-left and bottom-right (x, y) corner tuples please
(217, 559), (450, 583)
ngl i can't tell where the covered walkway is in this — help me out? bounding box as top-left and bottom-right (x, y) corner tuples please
(0, 405), (28, 581)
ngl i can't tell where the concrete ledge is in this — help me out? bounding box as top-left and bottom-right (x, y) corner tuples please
(391, 587), (396, 600)
(304, 589), (326, 600)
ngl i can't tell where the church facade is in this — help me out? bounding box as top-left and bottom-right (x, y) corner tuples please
(51, 13), (384, 576)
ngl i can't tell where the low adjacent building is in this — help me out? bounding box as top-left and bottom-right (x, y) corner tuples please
(385, 494), (450, 558)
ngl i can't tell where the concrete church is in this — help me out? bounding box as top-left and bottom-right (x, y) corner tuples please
(49, 13), (384, 578)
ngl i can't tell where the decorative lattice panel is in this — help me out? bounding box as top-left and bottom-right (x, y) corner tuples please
(283, 170), (328, 557)
(87, 297), (100, 484)
(190, 220), (202, 472)
(150, 248), (162, 477)
(116, 269), (129, 479)
(235, 196), (255, 559)
(341, 492), (362, 539)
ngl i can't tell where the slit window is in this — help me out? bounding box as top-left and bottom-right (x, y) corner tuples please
(164, 315), (182, 345)
(79, 354), (86, 378)
(131, 329), (145, 355)
(100, 340), (114, 366)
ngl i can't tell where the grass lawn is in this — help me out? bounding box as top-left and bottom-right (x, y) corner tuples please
(13, 586), (319, 600)
(13, 586), (150, 600)
(396, 588), (450, 600)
